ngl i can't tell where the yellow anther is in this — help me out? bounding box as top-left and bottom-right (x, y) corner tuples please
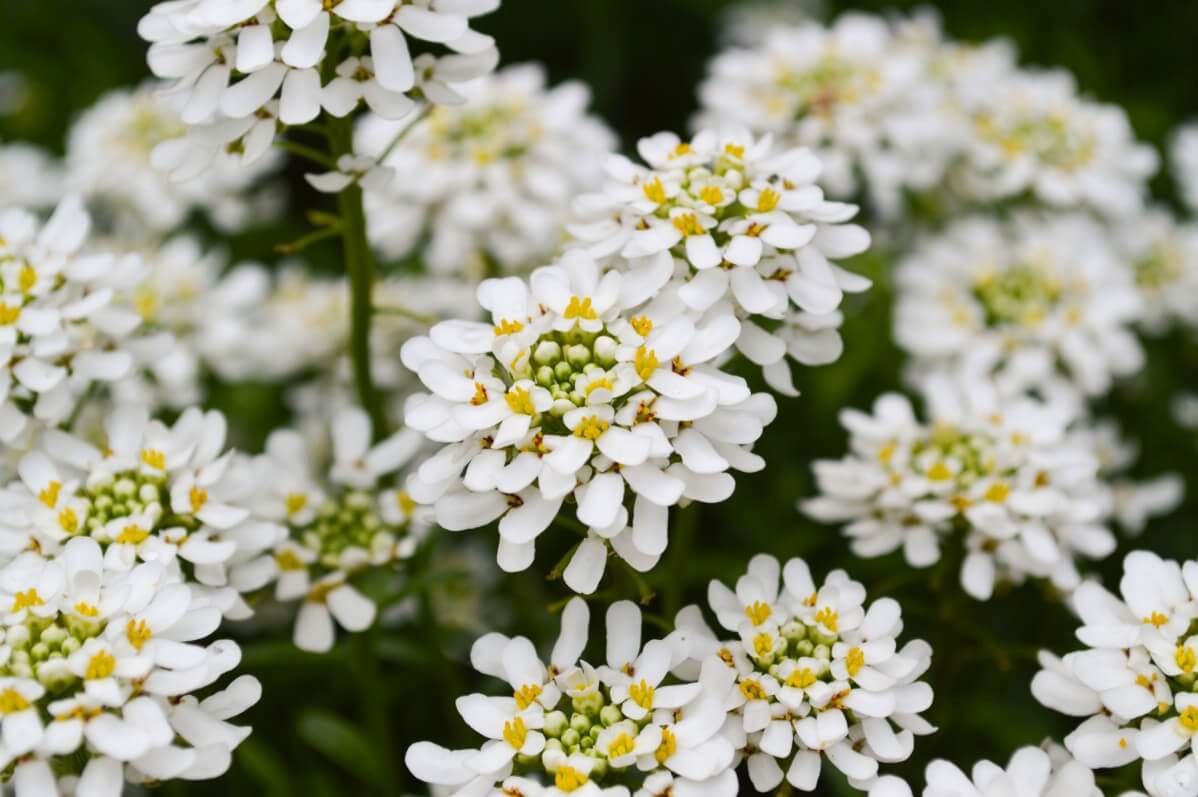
(0, 688), (30, 714)
(513, 683), (542, 710)
(723, 143), (745, 159)
(18, 265), (36, 293)
(739, 678), (766, 701)
(608, 731), (636, 758)
(59, 507), (78, 533)
(564, 295), (597, 321)
(140, 449), (166, 470)
(126, 618), (153, 651)
(671, 142), (693, 158)
(396, 491), (417, 518)
(642, 177), (666, 204)
(757, 187), (781, 212)
(555, 766), (589, 792)
(38, 481), (61, 508)
(1178, 645), (1197, 674)
(493, 318), (524, 336)
(926, 462), (952, 481)
(699, 185), (723, 205)
(1145, 612), (1169, 629)
(0, 303), (20, 325)
(628, 679), (655, 710)
(11, 588), (43, 612)
(74, 602), (99, 618)
(634, 345), (659, 381)
(284, 493), (308, 515)
(116, 525), (149, 545)
(470, 382), (489, 406)
(745, 601), (772, 626)
(815, 607), (839, 632)
(752, 633), (774, 658)
(672, 213), (705, 237)
(85, 650), (117, 680)
(787, 668), (817, 689)
(630, 315), (653, 336)
(188, 485), (208, 513)
(275, 549), (306, 571)
(845, 647), (865, 677)
(984, 482), (1011, 502)
(502, 716), (527, 749)
(1181, 706), (1198, 733)
(505, 387), (536, 415)
(584, 377), (613, 397)
(655, 726), (677, 764)
(877, 441), (897, 464)
(573, 416), (609, 441)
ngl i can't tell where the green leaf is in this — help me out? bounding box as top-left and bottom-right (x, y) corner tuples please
(298, 709), (387, 789)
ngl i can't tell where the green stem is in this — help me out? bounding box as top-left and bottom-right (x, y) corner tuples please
(327, 115), (388, 439)
(276, 138), (336, 169)
(352, 630), (400, 796)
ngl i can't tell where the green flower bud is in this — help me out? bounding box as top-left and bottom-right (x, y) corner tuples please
(795, 640), (814, 657)
(579, 735), (594, 751)
(554, 361), (574, 382)
(544, 711), (568, 737)
(599, 704), (624, 727)
(566, 344), (591, 368)
(544, 738), (564, 753)
(561, 729), (580, 748)
(592, 336), (617, 366)
(814, 644), (831, 661)
(114, 478), (136, 497)
(534, 341), (563, 365)
(572, 691), (604, 717)
(569, 713), (592, 734)
(138, 483), (159, 503)
(536, 366), (557, 387)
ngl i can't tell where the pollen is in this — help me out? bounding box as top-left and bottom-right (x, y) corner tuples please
(189, 485), (208, 513)
(608, 731), (636, 758)
(629, 679), (655, 709)
(757, 187), (781, 212)
(699, 185), (723, 205)
(630, 315), (653, 336)
(1177, 645), (1196, 674)
(642, 177), (667, 204)
(745, 600), (773, 626)
(0, 688), (30, 714)
(876, 442), (897, 464)
(502, 716), (527, 749)
(140, 448), (166, 470)
(555, 765), (589, 792)
(655, 726), (677, 764)
(672, 213), (705, 237)
(126, 618), (153, 651)
(563, 295), (597, 320)
(504, 386), (536, 415)
(85, 650), (117, 680)
(1144, 612), (1169, 628)
(845, 647), (866, 677)
(470, 382), (489, 406)
(513, 683), (542, 710)
(815, 606), (839, 632)
(739, 678), (766, 701)
(634, 345), (659, 381)
(493, 318), (524, 335)
(573, 416), (609, 441)
(74, 601), (100, 617)
(752, 633), (774, 657)
(787, 668), (817, 689)
(116, 525), (149, 545)
(38, 480), (62, 508)
(11, 588), (43, 612)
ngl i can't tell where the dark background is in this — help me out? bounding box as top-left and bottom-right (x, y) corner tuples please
(1, 1), (1196, 794)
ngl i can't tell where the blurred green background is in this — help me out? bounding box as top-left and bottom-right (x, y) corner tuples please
(1, 1), (1196, 794)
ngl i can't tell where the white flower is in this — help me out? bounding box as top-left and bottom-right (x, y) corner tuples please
(66, 84), (282, 236)
(305, 153), (395, 194)
(0, 141), (64, 210)
(1171, 123), (1198, 216)
(804, 372), (1117, 600)
(1033, 550), (1198, 797)
(233, 406), (427, 653)
(138, 0), (501, 158)
(894, 213), (1145, 398)
(360, 63), (616, 276)
(1112, 208), (1198, 334)
(403, 249), (774, 592)
(568, 127), (871, 395)
(407, 598), (733, 795)
(677, 553), (934, 793)
(868, 745), (1102, 796)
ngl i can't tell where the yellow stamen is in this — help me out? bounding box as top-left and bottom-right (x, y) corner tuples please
(493, 318), (524, 336)
(555, 766), (589, 792)
(504, 386), (536, 415)
(275, 549), (306, 571)
(74, 602), (99, 618)
(926, 462), (952, 481)
(984, 482), (1011, 502)
(787, 668), (817, 689)
(655, 726), (677, 764)
(608, 731), (636, 758)
(573, 416), (609, 441)
(671, 143), (693, 158)
(85, 650), (117, 680)
(1177, 645), (1196, 674)
(1145, 612), (1169, 629)
(739, 678), (766, 701)
(126, 618), (152, 651)
(513, 683), (542, 710)
(642, 177), (666, 204)
(284, 493), (308, 515)
(59, 507), (78, 533)
(18, 265), (36, 293)
(1181, 706), (1198, 733)
(0, 688), (30, 713)
(815, 607), (839, 632)
(634, 345), (659, 381)
(745, 601), (772, 626)
(0, 303), (20, 325)
(752, 632), (774, 657)
(757, 187), (781, 212)
(845, 647), (865, 677)
(628, 679), (655, 710)
(116, 525), (149, 545)
(502, 716), (527, 749)
(11, 588), (43, 612)
(38, 481), (61, 508)
(672, 213), (705, 237)
(470, 382), (488, 406)
(630, 315), (653, 336)
(723, 143), (745, 159)
(140, 449), (166, 470)
(699, 185), (723, 205)
(188, 485), (208, 513)
(563, 295), (597, 321)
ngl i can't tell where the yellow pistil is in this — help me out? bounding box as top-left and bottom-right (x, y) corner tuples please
(744, 601), (772, 626)
(752, 633), (774, 658)
(630, 315), (653, 336)
(38, 481), (61, 508)
(555, 766), (589, 792)
(1181, 706), (1198, 734)
(845, 647), (866, 677)
(634, 345), (659, 381)
(59, 507), (78, 533)
(1177, 645), (1197, 674)
(926, 462), (952, 481)
(573, 416), (609, 441)
(126, 618), (153, 651)
(11, 588), (43, 612)
(563, 295), (597, 320)
(275, 549), (306, 571)
(189, 485), (208, 513)
(0, 303), (20, 325)
(513, 683), (542, 710)
(493, 318), (524, 336)
(284, 493), (309, 516)
(756, 187), (781, 212)
(1145, 612), (1169, 629)
(739, 678), (766, 701)
(608, 731), (636, 758)
(672, 213), (705, 237)
(116, 525), (149, 545)
(502, 716), (527, 749)
(505, 386), (536, 415)
(85, 650), (117, 680)
(984, 482), (1011, 502)
(786, 668), (817, 689)
(74, 602), (99, 618)
(642, 177), (666, 204)
(655, 726), (677, 764)
(140, 449), (166, 470)
(699, 185), (723, 205)
(628, 679), (655, 710)
(0, 688), (30, 713)
(814, 607), (839, 632)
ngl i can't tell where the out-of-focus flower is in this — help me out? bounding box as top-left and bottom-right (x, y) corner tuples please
(868, 744), (1102, 796)
(1170, 123), (1198, 215)
(1113, 208), (1198, 335)
(0, 142), (64, 210)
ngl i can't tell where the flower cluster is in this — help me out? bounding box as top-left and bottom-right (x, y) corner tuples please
(138, 0), (501, 166)
(0, 198), (154, 443)
(677, 554), (935, 792)
(803, 374), (1115, 600)
(569, 128), (871, 394)
(893, 213), (1144, 400)
(1114, 208), (1198, 335)
(403, 248), (776, 593)
(231, 408), (427, 652)
(0, 533), (259, 793)
(360, 63), (617, 276)
(0, 141), (63, 211)
(697, 12), (1157, 220)
(407, 597), (739, 796)
(869, 744), (1103, 797)
(1172, 123), (1198, 216)
(0, 404), (280, 619)
(1033, 551), (1198, 797)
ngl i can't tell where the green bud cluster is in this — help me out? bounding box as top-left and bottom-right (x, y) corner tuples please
(511, 685), (645, 782)
(912, 424), (1001, 487)
(973, 262), (1065, 328)
(300, 490), (404, 571)
(1, 616), (102, 690)
(1133, 243), (1182, 293)
(83, 470), (169, 539)
(530, 327), (619, 412)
